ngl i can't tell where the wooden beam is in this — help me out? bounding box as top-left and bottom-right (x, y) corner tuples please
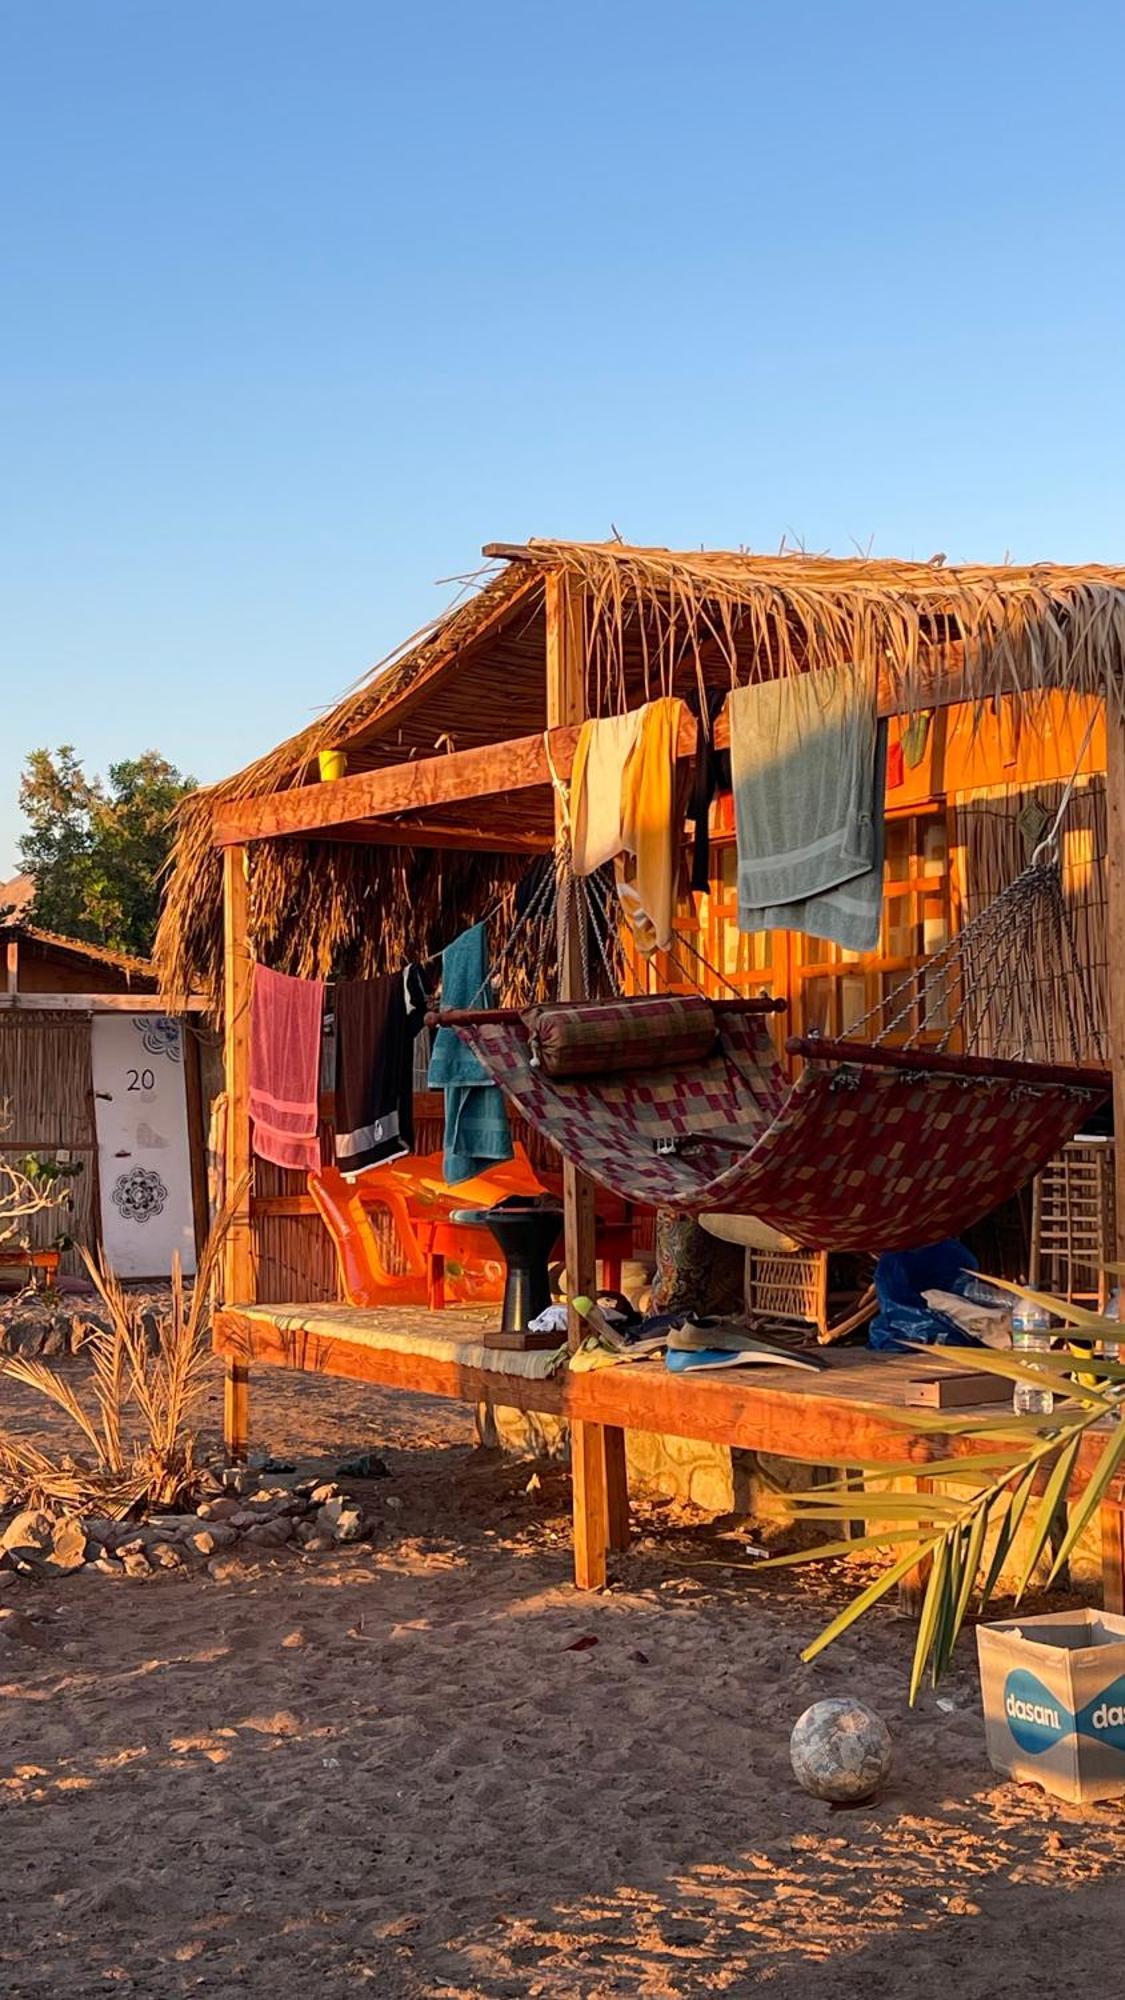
(305, 819), (552, 853)
(0, 992), (207, 1013)
(213, 728), (584, 847)
(221, 845), (255, 1333)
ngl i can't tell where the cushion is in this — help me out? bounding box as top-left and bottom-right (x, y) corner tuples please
(523, 995), (718, 1079)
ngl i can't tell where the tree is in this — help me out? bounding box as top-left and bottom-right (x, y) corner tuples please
(18, 747), (196, 958)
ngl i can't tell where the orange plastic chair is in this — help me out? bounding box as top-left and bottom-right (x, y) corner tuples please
(308, 1167), (433, 1307)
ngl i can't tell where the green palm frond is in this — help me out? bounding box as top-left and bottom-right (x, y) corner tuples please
(754, 1276), (1125, 1698)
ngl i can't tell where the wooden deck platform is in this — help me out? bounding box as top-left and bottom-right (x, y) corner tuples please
(215, 1302), (1125, 1609)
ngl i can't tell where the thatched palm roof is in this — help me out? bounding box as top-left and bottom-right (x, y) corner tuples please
(157, 540), (1125, 1010)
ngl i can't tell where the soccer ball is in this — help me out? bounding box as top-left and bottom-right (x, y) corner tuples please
(790, 1698), (893, 1802)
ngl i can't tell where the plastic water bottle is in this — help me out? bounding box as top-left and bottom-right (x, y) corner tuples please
(1103, 1285), (1120, 1361)
(1011, 1299), (1053, 1416)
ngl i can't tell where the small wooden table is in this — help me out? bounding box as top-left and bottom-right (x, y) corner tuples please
(0, 1246), (61, 1290)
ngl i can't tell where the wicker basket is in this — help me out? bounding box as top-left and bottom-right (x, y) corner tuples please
(743, 1247), (828, 1335)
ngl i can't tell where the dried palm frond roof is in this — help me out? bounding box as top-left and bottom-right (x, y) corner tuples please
(156, 537), (1125, 1011)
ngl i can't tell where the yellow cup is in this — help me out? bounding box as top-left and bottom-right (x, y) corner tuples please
(318, 748), (347, 782)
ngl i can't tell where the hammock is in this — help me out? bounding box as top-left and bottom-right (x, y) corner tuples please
(442, 992), (1108, 1251)
(436, 766), (1112, 1248)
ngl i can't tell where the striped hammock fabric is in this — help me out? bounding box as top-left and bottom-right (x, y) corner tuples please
(450, 1002), (1107, 1251)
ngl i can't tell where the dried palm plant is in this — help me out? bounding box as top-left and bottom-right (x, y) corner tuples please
(758, 1276), (1125, 1701)
(0, 1181), (244, 1518)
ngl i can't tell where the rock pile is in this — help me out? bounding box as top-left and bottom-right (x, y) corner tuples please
(0, 1469), (374, 1583)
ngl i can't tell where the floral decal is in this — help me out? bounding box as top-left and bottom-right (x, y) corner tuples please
(111, 1166), (169, 1225)
(133, 1016), (181, 1062)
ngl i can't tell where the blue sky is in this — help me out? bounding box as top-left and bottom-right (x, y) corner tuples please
(2, 0), (1123, 874)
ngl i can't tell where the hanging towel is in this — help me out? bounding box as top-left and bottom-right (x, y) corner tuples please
(688, 686), (731, 894)
(616, 696), (685, 955)
(249, 964), (325, 1173)
(427, 923), (513, 1184)
(571, 709), (643, 876)
(730, 663), (887, 953)
(335, 965), (429, 1177)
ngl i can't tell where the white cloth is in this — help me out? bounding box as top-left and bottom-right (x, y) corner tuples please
(571, 710), (642, 876)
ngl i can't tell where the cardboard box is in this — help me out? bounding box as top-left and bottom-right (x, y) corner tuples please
(976, 1609), (1125, 1804)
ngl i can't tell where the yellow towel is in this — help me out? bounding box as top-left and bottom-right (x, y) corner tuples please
(617, 696), (683, 954)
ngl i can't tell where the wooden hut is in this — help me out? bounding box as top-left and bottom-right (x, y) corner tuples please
(156, 540), (1125, 1597)
(1, 921), (210, 1278)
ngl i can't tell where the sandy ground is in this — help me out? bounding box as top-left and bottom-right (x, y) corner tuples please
(0, 1351), (1123, 1999)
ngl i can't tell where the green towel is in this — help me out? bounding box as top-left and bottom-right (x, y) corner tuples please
(730, 662), (887, 953)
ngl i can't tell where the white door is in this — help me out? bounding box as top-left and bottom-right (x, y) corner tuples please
(91, 1014), (197, 1280)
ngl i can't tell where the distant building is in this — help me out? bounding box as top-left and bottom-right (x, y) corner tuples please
(1, 921), (210, 1282)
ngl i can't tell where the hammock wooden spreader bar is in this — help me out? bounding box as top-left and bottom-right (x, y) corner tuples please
(440, 997), (1109, 1251)
(787, 1035), (1113, 1095)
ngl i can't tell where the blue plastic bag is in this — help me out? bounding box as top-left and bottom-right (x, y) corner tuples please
(869, 1238), (980, 1352)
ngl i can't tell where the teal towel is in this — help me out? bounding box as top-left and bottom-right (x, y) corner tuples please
(427, 923), (513, 1184)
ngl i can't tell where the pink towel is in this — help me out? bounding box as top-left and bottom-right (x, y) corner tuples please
(249, 965), (325, 1172)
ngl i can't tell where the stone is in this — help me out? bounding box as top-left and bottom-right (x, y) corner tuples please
(3, 1316), (46, 1355)
(294, 1519), (320, 1546)
(39, 1320), (70, 1359)
(219, 1466), (254, 1495)
(1, 1508), (55, 1562)
(301, 1535), (333, 1554)
(195, 1497), (241, 1523)
(120, 1551), (151, 1578)
(0, 1607), (42, 1647)
(790, 1700), (893, 1804)
(242, 1517), (293, 1550)
(310, 1482), (340, 1507)
(46, 1517), (88, 1576)
(151, 1543), (184, 1569)
(91, 1555), (122, 1576)
(317, 1499), (366, 1544)
(188, 1524), (238, 1557)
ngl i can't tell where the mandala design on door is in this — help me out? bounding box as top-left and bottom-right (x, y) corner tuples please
(133, 1016), (182, 1062)
(111, 1166), (169, 1225)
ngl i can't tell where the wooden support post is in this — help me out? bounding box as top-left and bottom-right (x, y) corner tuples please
(1101, 1501), (1125, 1616)
(224, 1360), (250, 1464)
(898, 1475), (935, 1614)
(545, 570), (628, 1582)
(5, 936), (17, 994)
(182, 1020), (209, 1262)
(222, 844), (256, 1459)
